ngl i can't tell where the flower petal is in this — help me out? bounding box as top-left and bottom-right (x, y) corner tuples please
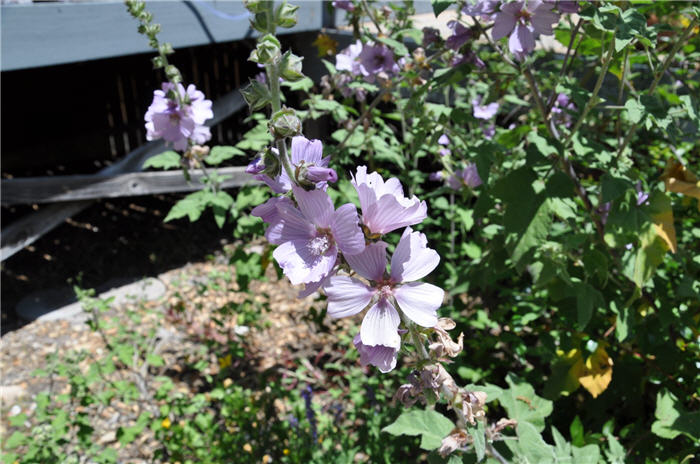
(353, 333), (398, 373)
(345, 241), (387, 281)
(276, 202), (315, 242)
(492, 8), (518, 41)
(325, 276), (375, 319)
(390, 227), (440, 282)
(360, 298), (401, 348)
(292, 185), (334, 229)
(291, 136), (323, 165)
(273, 240), (337, 285)
(331, 203), (366, 255)
(364, 194), (427, 235)
(394, 282), (444, 327)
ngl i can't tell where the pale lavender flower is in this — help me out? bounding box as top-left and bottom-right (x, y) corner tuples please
(325, 229), (444, 353)
(472, 97), (499, 119)
(336, 40), (363, 75)
(635, 182), (649, 206)
(546, 0), (579, 13)
(438, 134), (450, 146)
(598, 201), (611, 225)
(551, 92), (576, 127)
(251, 196), (294, 245)
(439, 148), (451, 157)
(255, 72), (267, 84)
(448, 164), (482, 190)
(272, 186), (365, 286)
(351, 166), (427, 235)
(353, 333), (399, 373)
(462, 0), (500, 20)
(333, 0), (355, 11)
(254, 136), (336, 193)
(491, 0), (560, 59)
(446, 21), (472, 51)
(429, 171), (445, 182)
(145, 82), (213, 152)
(482, 124), (496, 140)
(359, 43), (399, 80)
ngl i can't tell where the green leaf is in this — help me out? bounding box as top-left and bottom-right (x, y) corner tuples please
(382, 409), (454, 450)
(511, 198), (552, 269)
(632, 223), (667, 288)
(511, 422), (555, 463)
(575, 282), (604, 329)
(467, 420), (486, 461)
(651, 389), (700, 440)
(205, 146), (244, 165)
(572, 444), (601, 464)
(570, 415), (585, 447)
(164, 191), (208, 222)
(601, 174), (633, 203)
(375, 36), (409, 57)
(146, 353), (165, 367)
(431, 0), (451, 17)
(604, 431), (626, 464)
(4, 431), (26, 449)
(143, 151), (181, 170)
(624, 98), (645, 124)
(499, 374), (553, 432)
(551, 426), (572, 461)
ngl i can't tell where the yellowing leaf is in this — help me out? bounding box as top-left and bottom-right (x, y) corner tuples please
(660, 159), (700, 210)
(313, 33), (338, 57)
(578, 346), (613, 398)
(652, 209), (677, 253)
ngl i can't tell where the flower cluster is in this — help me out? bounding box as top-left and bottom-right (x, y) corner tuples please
(251, 136), (443, 372)
(145, 82), (213, 152)
(335, 39), (400, 86)
(463, 0), (578, 59)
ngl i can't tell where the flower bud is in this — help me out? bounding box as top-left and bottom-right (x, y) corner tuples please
(278, 52), (305, 82)
(246, 155), (266, 175)
(275, 2), (299, 28)
(250, 12), (271, 33)
(269, 107), (302, 139)
(305, 166), (338, 183)
(249, 35), (282, 64)
(241, 79), (271, 110)
(262, 148), (281, 179)
(244, 0), (269, 14)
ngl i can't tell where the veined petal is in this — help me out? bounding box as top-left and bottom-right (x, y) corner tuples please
(360, 298), (401, 348)
(291, 136), (323, 165)
(325, 276), (375, 319)
(531, 4), (560, 36)
(390, 227), (440, 282)
(345, 241), (387, 281)
(510, 23), (535, 55)
(364, 194), (427, 235)
(353, 333), (398, 373)
(331, 203), (366, 255)
(273, 240), (337, 285)
(394, 282), (444, 327)
(492, 9), (518, 41)
(251, 197), (293, 224)
(276, 202), (315, 242)
(292, 185), (334, 229)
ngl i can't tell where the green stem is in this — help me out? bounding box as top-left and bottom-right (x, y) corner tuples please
(266, 61), (297, 186)
(562, 30), (617, 149)
(617, 17), (698, 157)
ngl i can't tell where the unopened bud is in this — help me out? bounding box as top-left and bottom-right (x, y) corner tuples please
(305, 166), (338, 183)
(276, 2), (299, 28)
(241, 79), (271, 110)
(262, 148), (281, 178)
(244, 0), (269, 14)
(269, 107), (302, 139)
(250, 35), (281, 64)
(246, 155), (266, 175)
(250, 12), (271, 33)
(278, 52), (305, 82)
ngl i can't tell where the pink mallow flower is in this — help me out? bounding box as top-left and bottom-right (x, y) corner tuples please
(472, 97), (499, 119)
(272, 186), (365, 286)
(325, 229), (444, 354)
(353, 332), (399, 373)
(491, 0), (560, 60)
(448, 164), (482, 190)
(351, 166), (427, 236)
(253, 136), (336, 194)
(336, 40), (363, 76)
(145, 82), (213, 152)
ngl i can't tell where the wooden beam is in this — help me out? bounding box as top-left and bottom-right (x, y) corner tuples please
(0, 89), (248, 261)
(1, 167), (255, 205)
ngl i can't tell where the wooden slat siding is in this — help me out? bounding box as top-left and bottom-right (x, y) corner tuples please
(1, 1), (324, 71)
(1, 167), (255, 205)
(0, 89), (247, 261)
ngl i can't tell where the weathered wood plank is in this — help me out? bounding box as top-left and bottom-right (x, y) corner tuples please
(1, 167), (255, 205)
(0, 89), (247, 261)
